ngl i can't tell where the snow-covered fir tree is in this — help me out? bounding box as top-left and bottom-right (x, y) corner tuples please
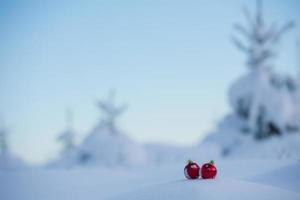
(0, 120), (26, 170)
(230, 0), (296, 139)
(95, 90), (128, 135)
(0, 124), (8, 156)
(55, 109), (77, 167)
(74, 91), (147, 167)
(57, 109), (76, 154)
(203, 1), (300, 159)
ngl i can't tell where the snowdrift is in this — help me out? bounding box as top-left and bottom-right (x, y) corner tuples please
(111, 178), (300, 200)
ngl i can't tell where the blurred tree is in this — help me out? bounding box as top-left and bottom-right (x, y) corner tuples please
(297, 39), (300, 72)
(96, 90), (128, 135)
(57, 109), (76, 155)
(229, 0), (297, 139)
(0, 126), (8, 156)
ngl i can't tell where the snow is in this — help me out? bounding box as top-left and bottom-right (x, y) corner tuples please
(228, 68), (299, 135)
(1, 160), (299, 200)
(227, 134), (300, 159)
(112, 179), (300, 200)
(247, 162), (300, 193)
(205, 125), (300, 159)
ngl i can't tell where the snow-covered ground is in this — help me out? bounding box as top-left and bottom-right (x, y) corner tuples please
(1, 159), (299, 200)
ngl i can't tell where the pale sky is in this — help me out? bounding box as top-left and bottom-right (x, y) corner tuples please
(0, 0), (299, 164)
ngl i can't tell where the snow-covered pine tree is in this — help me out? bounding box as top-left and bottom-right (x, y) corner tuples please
(0, 123), (8, 156)
(77, 91), (128, 164)
(75, 91), (147, 167)
(0, 119), (26, 169)
(203, 1), (300, 159)
(96, 90), (128, 135)
(292, 39), (300, 129)
(230, 0), (295, 139)
(297, 39), (300, 75)
(46, 110), (77, 168)
(58, 109), (75, 152)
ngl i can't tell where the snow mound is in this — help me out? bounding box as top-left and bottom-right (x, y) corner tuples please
(76, 121), (147, 167)
(110, 178), (300, 200)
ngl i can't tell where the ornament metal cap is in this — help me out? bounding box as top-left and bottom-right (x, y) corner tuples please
(187, 159), (194, 164)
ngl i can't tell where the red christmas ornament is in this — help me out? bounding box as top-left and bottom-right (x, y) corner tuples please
(201, 160), (217, 179)
(184, 160), (200, 179)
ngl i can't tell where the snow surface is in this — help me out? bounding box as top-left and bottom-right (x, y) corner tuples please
(1, 160), (299, 200)
(112, 179), (300, 200)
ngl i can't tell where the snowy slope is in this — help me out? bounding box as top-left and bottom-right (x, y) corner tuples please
(111, 160), (300, 200)
(1, 160), (299, 200)
(247, 162), (300, 193)
(111, 178), (300, 200)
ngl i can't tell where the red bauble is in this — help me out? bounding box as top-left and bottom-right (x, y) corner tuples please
(201, 160), (217, 179)
(184, 160), (200, 179)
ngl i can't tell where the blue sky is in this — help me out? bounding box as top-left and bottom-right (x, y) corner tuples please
(0, 0), (299, 164)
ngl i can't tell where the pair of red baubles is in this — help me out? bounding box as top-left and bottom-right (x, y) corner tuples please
(184, 160), (217, 179)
